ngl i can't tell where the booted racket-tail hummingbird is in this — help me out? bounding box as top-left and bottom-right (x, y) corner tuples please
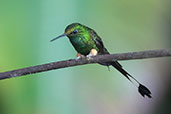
(51, 23), (152, 98)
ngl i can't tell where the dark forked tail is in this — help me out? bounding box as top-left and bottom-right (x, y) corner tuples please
(95, 40), (151, 98)
(111, 61), (152, 98)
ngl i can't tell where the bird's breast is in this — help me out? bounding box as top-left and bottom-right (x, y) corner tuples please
(69, 36), (96, 55)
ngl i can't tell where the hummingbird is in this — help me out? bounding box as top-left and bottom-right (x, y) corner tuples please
(51, 23), (152, 98)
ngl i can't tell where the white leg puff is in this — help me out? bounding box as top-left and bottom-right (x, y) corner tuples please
(86, 49), (98, 57)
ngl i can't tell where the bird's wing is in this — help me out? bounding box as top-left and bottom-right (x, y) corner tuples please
(90, 30), (109, 54)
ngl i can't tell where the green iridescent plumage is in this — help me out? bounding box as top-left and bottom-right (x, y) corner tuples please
(65, 23), (99, 55)
(51, 23), (152, 98)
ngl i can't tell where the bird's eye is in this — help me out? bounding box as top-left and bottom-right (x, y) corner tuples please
(72, 29), (78, 34)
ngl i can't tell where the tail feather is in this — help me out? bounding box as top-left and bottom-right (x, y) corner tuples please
(139, 84), (152, 98)
(96, 46), (151, 98)
(110, 61), (152, 98)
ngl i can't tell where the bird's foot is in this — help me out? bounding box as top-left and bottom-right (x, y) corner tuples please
(86, 49), (98, 57)
(86, 49), (98, 61)
(75, 53), (85, 60)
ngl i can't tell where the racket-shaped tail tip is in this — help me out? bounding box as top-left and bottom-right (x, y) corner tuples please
(138, 84), (152, 98)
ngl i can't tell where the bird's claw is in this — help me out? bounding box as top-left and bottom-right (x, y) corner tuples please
(86, 53), (93, 58)
(86, 54), (93, 61)
(75, 56), (81, 60)
(86, 49), (98, 61)
(75, 53), (85, 60)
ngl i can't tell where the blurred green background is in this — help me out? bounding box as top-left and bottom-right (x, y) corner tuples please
(0, 0), (171, 114)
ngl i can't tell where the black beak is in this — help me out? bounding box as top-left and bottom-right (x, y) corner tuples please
(50, 34), (66, 42)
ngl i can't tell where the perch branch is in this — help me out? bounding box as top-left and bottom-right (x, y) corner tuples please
(0, 49), (171, 80)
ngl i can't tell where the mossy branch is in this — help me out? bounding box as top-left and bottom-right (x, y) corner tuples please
(0, 49), (171, 80)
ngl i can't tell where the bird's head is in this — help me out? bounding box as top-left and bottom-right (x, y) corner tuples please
(51, 23), (87, 42)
